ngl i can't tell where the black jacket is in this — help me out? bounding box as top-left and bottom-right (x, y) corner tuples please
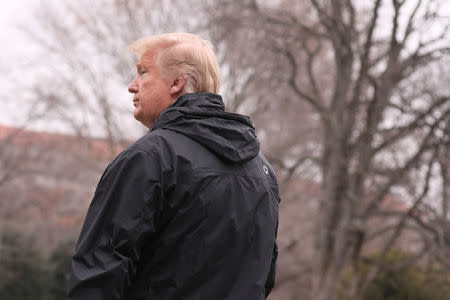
(67, 93), (280, 300)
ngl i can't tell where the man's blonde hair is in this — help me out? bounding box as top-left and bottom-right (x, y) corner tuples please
(128, 33), (221, 94)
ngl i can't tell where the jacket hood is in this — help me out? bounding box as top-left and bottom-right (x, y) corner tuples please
(151, 93), (260, 163)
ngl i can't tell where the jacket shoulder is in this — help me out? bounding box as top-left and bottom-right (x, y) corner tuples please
(127, 130), (170, 156)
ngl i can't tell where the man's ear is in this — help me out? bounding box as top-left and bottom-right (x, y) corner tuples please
(169, 76), (187, 97)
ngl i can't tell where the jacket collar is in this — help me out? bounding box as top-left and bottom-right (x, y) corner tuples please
(168, 92), (225, 112)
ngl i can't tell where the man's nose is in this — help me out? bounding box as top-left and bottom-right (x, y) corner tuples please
(128, 76), (139, 93)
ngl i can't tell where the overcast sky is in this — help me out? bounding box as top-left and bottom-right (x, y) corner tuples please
(0, 0), (448, 134)
(0, 0), (38, 127)
(0, 0), (38, 62)
(0, 0), (148, 139)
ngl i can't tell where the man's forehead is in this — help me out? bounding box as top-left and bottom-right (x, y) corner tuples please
(135, 61), (146, 68)
(136, 53), (154, 69)
(135, 41), (178, 68)
(137, 48), (162, 67)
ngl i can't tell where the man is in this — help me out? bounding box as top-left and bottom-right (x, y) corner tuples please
(67, 33), (280, 300)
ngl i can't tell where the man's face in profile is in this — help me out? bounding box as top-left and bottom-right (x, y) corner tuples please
(128, 50), (173, 128)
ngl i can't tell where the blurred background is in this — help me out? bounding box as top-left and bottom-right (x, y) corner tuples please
(1, 0), (449, 299)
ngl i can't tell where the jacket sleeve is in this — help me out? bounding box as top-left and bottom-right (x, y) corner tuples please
(265, 177), (280, 298)
(265, 203), (279, 298)
(67, 148), (162, 300)
(264, 240), (278, 298)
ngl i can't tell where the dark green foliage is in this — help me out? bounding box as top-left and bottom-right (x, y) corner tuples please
(0, 230), (76, 300)
(0, 231), (50, 300)
(48, 239), (76, 300)
(340, 250), (450, 300)
(362, 261), (450, 300)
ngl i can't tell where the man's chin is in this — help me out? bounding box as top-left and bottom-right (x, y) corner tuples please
(134, 110), (142, 121)
(134, 112), (142, 123)
(134, 113), (152, 128)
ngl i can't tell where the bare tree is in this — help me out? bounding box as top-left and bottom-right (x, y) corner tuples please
(205, 0), (450, 299)
(19, 0), (197, 159)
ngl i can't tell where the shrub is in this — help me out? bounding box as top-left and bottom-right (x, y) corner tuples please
(0, 230), (51, 300)
(340, 249), (450, 300)
(0, 230), (76, 300)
